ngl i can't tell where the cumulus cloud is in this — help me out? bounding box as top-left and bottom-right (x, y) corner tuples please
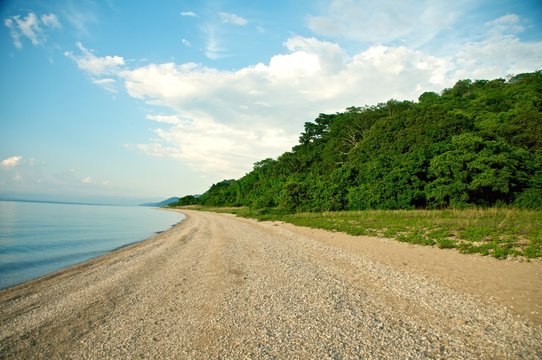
(454, 35), (542, 80)
(1, 156), (22, 168)
(65, 42), (125, 77)
(135, 117), (295, 177)
(116, 39), (456, 176)
(284, 36), (348, 74)
(181, 38), (191, 47)
(81, 176), (94, 184)
(4, 12), (61, 49)
(66, 24), (542, 178)
(65, 42), (125, 92)
(119, 37), (452, 130)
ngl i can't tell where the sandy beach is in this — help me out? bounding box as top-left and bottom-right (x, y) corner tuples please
(1, 209), (541, 359)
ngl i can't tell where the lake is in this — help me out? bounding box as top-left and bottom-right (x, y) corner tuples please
(0, 200), (184, 290)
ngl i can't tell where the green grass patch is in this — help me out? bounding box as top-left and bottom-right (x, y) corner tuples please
(397, 232), (436, 246)
(436, 238), (456, 249)
(460, 226), (495, 242)
(178, 206), (542, 259)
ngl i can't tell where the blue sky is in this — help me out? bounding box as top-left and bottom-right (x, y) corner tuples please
(1, 0), (541, 204)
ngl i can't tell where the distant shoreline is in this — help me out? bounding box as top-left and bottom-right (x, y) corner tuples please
(0, 197), (172, 208)
(0, 198), (120, 207)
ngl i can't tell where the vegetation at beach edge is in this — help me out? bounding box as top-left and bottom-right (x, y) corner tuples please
(180, 206), (542, 259)
(171, 71), (542, 259)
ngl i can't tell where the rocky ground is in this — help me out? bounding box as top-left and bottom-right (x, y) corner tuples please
(1, 209), (540, 359)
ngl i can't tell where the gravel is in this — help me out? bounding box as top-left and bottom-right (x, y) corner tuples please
(1, 210), (541, 359)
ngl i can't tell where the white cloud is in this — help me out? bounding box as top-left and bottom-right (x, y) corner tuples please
(65, 42), (125, 93)
(485, 13), (524, 35)
(1, 156), (22, 168)
(454, 34), (542, 79)
(41, 13), (61, 28)
(13, 13), (40, 45)
(4, 12), (61, 49)
(283, 36), (348, 74)
(181, 11), (197, 17)
(80, 176), (110, 187)
(307, 0), (470, 48)
(4, 19), (22, 49)
(134, 117), (295, 177)
(65, 42), (125, 77)
(119, 37), (452, 129)
(67, 29), (542, 178)
(488, 13), (520, 26)
(181, 38), (191, 47)
(0, 157), (120, 198)
(219, 12), (247, 26)
(117, 38), (456, 176)
(203, 25), (225, 59)
(92, 78), (118, 92)
(146, 114), (182, 125)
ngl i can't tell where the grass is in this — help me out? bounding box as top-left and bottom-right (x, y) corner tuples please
(179, 206), (542, 259)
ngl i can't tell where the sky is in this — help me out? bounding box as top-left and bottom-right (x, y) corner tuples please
(1, 0), (541, 204)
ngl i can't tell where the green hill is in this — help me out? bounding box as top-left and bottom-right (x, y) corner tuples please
(141, 197), (180, 207)
(184, 71), (542, 211)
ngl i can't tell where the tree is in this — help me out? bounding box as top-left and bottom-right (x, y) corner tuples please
(194, 72), (542, 211)
(426, 133), (529, 207)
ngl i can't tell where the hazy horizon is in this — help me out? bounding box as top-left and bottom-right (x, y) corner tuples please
(0, 192), (173, 206)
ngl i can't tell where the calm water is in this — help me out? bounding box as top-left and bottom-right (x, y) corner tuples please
(0, 200), (184, 290)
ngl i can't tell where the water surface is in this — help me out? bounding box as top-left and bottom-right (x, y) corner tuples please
(0, 200), (184, 290)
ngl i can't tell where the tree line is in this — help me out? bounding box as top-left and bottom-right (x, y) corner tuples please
(173, 71), (542, 211)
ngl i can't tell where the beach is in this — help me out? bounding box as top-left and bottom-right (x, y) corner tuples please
(1, 209), (541, 358)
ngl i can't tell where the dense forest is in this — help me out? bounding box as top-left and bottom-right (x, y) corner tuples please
(174, 71), (542, 211)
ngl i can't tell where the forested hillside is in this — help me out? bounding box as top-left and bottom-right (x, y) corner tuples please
(176, 71), (542, 211)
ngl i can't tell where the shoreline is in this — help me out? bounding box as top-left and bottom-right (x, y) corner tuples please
(0, 215), (184, 294)
(2, 209), (540, 321)
(1, 210), (540, 358)
(3, 209), (540, 322)
(0, 208), (184, 292)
